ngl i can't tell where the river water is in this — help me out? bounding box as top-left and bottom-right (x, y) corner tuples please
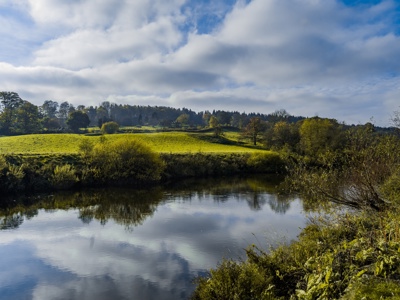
(0, 176), (307, 300)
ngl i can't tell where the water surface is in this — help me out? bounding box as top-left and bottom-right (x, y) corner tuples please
(0, 176), (306, 300)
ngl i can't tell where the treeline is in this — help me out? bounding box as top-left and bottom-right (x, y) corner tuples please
(0, 91), (304, 135)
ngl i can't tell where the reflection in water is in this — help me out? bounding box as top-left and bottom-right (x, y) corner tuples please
(0, 175), (295, 230)
(0, 175), (304, 300)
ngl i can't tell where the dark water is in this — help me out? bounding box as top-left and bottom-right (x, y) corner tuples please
(0, 176), (306, 300)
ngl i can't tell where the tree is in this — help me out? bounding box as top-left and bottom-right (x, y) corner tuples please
(40, 100), (59, 118)
(264, 121), (300, 150)
(0, 91), (24, 135)
(290, 127), (400, 211)
(175, 113), (190, 127)
(15, 101), (42, 134)
(43, 117), (60, 131)
(299, 117), (343, 158)
(209, 116), (219, 128)
(58, 101), (74, 126)
(66, 111), (90, 133)
(242, 117), (266, 146)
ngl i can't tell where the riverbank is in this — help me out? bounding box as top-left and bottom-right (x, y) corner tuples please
(0, 151), (284, 195)
(192, 208), (400, 299)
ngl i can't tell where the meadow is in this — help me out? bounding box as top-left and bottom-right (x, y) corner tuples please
(0, 131), (265, 155)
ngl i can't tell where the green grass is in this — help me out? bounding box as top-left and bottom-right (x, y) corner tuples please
(0, 132), (266, 155)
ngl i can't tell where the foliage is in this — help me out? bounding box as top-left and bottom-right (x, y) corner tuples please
(87, 138), (165, 184)
(0, 91), (24, 135)
(51, 164), (78, 189)
(298, 117), (344, 160)
(241, 117), (266, 146)
(290, 129), (400, 211)
(264, 121), (300, 151)
(66, 110), (90, 132)
(193, 210), (400, 299)
(100, 121), (119, 134)
(15, 101), (42, 134)
(209, 115), (219, 128)
(247, 152), (285, 173)
(192, 259), (276, 300)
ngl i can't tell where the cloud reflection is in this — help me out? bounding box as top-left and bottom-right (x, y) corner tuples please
(0, 177), (306, 299)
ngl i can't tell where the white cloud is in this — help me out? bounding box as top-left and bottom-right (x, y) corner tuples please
(0, 0), (399, 125)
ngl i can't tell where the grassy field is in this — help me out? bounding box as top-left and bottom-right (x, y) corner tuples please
(0, 131), (264, 155)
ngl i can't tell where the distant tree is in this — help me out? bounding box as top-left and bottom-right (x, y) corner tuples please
(40, 100), (59, 118)
(0, 91), (24, 135)
(216, 111), (231, 125)
(58, 101), (73, 126)
(96, 106), (109, 127)
(209, 116), (219, 128)
(43, 117), (61, 130)
(66, 111), (90, 133)
(176, 113), (190, 127)
(242, 117), (266, 146)
(138, 113), (143, 125)
(15, 101), (42, 134)
(299, 117), (343, 157)
(202, 111), (211, 126)
(264, 121), (300, 150)
(101, 121), (119, 134)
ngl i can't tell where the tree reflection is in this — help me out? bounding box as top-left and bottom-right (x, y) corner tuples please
(0, 175), (298, 229)
(0, 214), (24, 230)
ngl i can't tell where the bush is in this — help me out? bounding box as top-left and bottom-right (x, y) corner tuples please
(51, 164), (78, 190)
(247, 152), (285, 173)
(88, 138), (164, 184)
(192, 259), (276, 300)
(100, 121), (119, 134)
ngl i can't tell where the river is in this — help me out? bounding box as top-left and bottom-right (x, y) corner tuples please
(0, 176), (307, 300)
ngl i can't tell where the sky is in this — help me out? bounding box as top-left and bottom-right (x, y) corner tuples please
(0, 0), (399, 126)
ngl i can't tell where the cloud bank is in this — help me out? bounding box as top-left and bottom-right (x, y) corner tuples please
(0, 0), (399, 125)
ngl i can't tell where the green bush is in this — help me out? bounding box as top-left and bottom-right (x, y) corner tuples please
(100, 121), (119, 134)
(247, 152), (285, 173)
(192, 259), (277, 300)
(88, 138), (164, 184)
(343, 279), (400, 299)
(51, 164), (78, 189)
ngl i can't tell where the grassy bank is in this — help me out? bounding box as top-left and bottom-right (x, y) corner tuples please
(0, 132), (284, 195)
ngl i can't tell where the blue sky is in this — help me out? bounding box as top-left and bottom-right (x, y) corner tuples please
(0, 0), (399, 125)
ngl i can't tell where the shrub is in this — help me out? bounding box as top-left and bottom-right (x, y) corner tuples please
(51, 164), (78, 189)
(192, 259), (276, 300)
(247, 152), (285, 173)
(100, 121), (119, 134)
(88, 138), (164, 184)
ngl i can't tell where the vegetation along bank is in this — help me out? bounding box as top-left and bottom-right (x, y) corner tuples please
(0, 131), (284, 195)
